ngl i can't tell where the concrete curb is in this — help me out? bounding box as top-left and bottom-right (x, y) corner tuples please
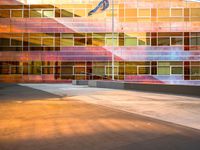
(73, 80), (200, 97)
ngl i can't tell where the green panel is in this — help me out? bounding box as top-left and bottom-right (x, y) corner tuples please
(171, 67), (183, 74)
(105, 38), (118, 46)
(158, 66), (170, 75)
(124, 37), (137, 46)
(93, 66), (105, 76)
(61, 38), (73, 46)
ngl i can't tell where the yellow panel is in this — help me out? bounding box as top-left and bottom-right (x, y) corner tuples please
(171, 8), (183, 17)
(158, 9), (170, 17)
(125, 9), (137, 17)
(138, 9), (150, 17)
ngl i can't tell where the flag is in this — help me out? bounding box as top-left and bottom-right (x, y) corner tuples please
(88, 0), (109, 16)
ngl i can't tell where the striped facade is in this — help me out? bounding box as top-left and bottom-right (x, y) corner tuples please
(0, 0), (200, 84)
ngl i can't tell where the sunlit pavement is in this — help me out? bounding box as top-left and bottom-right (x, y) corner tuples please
(21, 83), (200, 130)
(0, 84), (200, 150)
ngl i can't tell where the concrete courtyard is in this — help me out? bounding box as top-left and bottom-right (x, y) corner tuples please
(0, 83), (200, 150)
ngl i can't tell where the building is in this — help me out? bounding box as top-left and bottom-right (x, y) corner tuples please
(0, 0), (200, 85)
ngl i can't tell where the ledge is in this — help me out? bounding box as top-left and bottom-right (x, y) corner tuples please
(87, 80), (200, 98)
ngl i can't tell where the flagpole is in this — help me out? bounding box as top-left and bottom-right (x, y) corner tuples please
(111, 0), (115, 80)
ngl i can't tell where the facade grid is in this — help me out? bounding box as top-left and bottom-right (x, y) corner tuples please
(0, 0), (200, 85)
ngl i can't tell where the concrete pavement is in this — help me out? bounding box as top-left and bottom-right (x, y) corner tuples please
(0, 84), (200, 150)
(21, 84), (200, 130)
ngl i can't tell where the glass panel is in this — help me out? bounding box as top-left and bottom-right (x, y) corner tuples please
(158, 66), (170, 75)
(171, 37), (183, 45)
(42, 38), (54, 46)
(11, 38), (22, 46)
(43, 10), (54, 17)
(191, 66), (200, 75)
(105, 38), (118, 46)
(61, 9), (73, 17)
(74, 38), (85, 46)
(30, 10), (42, 17)
(191, 8), (200, 17)
(138, 9), (150, 17)
(29, 38), (41, 46)
(106, 66), (118, 75)
(171, 67), (183, 74)
(171, 8), (183, 17)
(74, 67), (85, 74)
(0, 10), (10, 18)
(191, 37), (200, 46)
(125, 9), (137, 17)
(74, 9), (86, 17)
(138, 67), (150, 75)
(125, 64), (137, 75)
(0, 38), (10, 46)
(11, 10), (23, 18)
(158, 38), (170, 46)
(29, 62), (42, 75)
(92, 66), (105, 76)
(138, 38), (150, 45)
(42, 67), (54, 74)
(10, 66), (23, 74)
(124, 37), (137, 46)
(60, 38), (73, 46)
(158, 9), (170, 17)
(92, 38), (105, 46)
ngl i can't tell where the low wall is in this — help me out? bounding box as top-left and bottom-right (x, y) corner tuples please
(87, 80), (200, 98)
(72, 80), (88, 85)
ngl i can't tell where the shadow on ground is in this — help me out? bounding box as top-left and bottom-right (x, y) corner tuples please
(0, 83), (60, 101)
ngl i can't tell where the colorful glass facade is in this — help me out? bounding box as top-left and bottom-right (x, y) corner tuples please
(0, 0), (200, 84)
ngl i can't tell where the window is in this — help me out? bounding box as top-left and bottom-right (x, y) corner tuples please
(74, 38), (86, 46)
(158, 9), (170, 17)
(191, 8), (200, 17)
(171, 37), (183, 45)
(42, 38), (54, 47)
(11, 10), (23, 18)
(158, 62), (170, 75)
(61, 9), (73, 17)
(138, 66), (150, 75)
(158, 38), (170, 46)
(125, 9), (137, 17)
(138, 38), (150, 45)
(105, 33), (118, 46)
(61, 38), (73, 46)
(74, 66), (86, 75)
(42, 67), (54, 74)
(171, 67), (183, 75)
(124, 37), (137, 46)
(30, 10), (42, 17)
(105, 66), (118, 75)
(191, 37), (200, 46)
(29, 62), (41, 75)
(0, 10), (10, 18)
(171, 8), (183, 17)
(105, 38), (118, 46)
(42, 10), (54, 18)
(0, 38), (10, 46)
(74, 9), (86, 17)
(10, 66), (23, 74)
(125, 62), (137, 75)
(138, 9), (150, 17)
(29, 38), (42, 47)
(92, 38), (105, 46)
(11, 37), (22, 46)
(92, 66), (105, 76)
